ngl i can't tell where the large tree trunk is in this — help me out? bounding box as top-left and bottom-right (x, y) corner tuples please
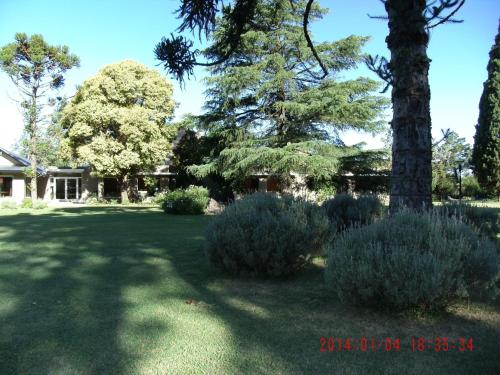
(119, 175), (139, 203)
(119, 176), (130, 204)
(386, 0), (432, 211)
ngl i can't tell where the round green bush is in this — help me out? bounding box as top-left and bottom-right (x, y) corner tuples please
(161, 186), (209, 214)
(325, 210), (499, 310)
(322, 194), (384, 230)
(205, 193), (332, 277)
(21, 198), (33, 208)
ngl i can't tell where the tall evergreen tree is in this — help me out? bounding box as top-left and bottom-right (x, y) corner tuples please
(156, 0), (466, 209)
(472, 20), (500, 199)
(187, 0), (388, 184)
(0, 33), (79, 199)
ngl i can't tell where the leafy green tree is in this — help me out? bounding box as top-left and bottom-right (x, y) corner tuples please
(157, 0), (466, 210)
(185, 0), (388, 187)
(472, 21), (500, 199)
(461, 175), (483, 198)
(0, 33), (79, 199)
(432, 130), (471, 200)
(61, 60), (177, 202)
(433, 130), (471, 180)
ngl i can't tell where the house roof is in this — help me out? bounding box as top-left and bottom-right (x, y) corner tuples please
(0, 147), (45, 174)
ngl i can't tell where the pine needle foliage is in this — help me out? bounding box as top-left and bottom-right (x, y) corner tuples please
(472, 21), (500, 198)
(189, 0), (388, 184)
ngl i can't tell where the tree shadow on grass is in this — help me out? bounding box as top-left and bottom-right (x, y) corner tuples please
(163, 236), (500, 374)
(0, 208), (498, 374)
(0, 208), (175, 374)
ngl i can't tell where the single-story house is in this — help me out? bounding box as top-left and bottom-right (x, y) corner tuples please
(0, 146), (176, 203)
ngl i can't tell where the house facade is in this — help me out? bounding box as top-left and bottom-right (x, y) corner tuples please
(0, 147), (174, 203)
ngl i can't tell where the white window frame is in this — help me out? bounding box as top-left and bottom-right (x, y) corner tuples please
(52, 177), (82, 201)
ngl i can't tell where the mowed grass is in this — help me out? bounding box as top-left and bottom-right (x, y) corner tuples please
(0, 207), (499, 375)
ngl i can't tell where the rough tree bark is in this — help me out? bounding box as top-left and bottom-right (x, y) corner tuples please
(386, 0), (433, 211)
(119, 175), (130, 204)
(119, 175), (140, 203)
(29, 95), (38, 200)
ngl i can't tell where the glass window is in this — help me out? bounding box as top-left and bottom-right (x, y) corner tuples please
(0, 177), (13, 197)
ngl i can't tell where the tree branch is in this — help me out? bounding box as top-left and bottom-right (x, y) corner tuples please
(426, 0), (465, 29)
(303, 0), (328, 80)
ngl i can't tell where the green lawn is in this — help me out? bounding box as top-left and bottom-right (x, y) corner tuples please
(0, 207), (499, 374)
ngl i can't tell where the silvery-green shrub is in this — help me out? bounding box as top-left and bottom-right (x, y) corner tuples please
(206, 193), (332, 277)
(325, 209), (499, 310)
(322, 194), (384, 230)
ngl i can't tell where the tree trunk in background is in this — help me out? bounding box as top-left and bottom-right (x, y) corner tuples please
(30, 156), (37, 200)
(29, 98), (38, 201)
(386, 0), (432, 211)
(119, 176), (130, 204)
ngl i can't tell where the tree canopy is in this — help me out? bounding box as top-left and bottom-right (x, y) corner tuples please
(184, 0), (388, 188)
(0, 32), (79, 199)
(158, 0), (466, 209)
(61, 60), (177, 201)
(432, 130), (471, 199)
(472, 20), (500, 198)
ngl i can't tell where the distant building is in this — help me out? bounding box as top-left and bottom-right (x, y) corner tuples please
(0, 147), (175, 203)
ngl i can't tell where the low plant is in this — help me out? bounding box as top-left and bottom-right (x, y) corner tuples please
(21, 198), (33, 208)
(205, 193), (332, 277)
(32, 200), (48, 210)
(437, 203), (499, 242)
(161, 186), (209, 214)
(85, 193), (100, 205)
(322, 194), (384, 230)
(325, 209), (499, 310)
(315, 185), (336, 204)
(152, 191), (170, 205)
(0, 199), (17, 209)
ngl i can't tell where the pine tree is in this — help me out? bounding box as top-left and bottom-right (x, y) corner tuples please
(187, 0), (388, 185)
(0, 33), (79, 199)
(472, 20), (500, 199)
(157, 0), (466, 209)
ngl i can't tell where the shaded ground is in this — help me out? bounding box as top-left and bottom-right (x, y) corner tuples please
(0, 207), (498, 374)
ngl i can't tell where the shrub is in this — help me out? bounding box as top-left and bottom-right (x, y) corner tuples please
(85, 193), (100, 205)
(161, 186), (209, 214)
(32, 200), (48, 210)
(21, 198), (33, 208)
(462, 175), (484, 198)
(325, 210), (499, 310)
(205, 193), (332, 277)
(315, 185), (336, 204)
(152, 191), (170, 205)
(0, 199), (17, 209)
(322, 194), (384, 230)
(437, 203), (499, 242)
